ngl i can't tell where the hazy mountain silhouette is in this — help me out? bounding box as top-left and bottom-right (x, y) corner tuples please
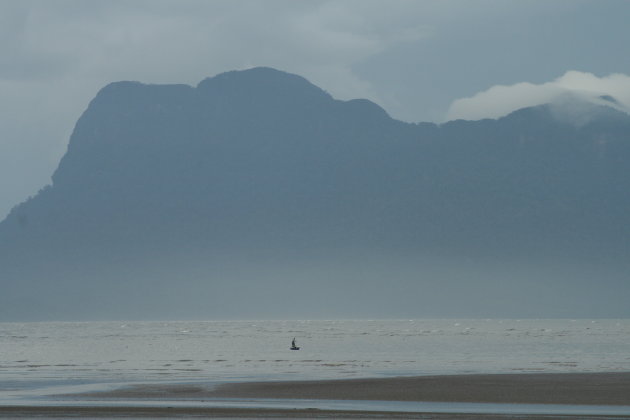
(1, 67), (629, 320)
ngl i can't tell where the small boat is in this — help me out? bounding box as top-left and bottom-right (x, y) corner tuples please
(290, 337), (300, 350)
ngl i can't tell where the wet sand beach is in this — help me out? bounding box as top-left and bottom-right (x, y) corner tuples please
(206, 372), (630, 405)
(2, 372), (630, 418)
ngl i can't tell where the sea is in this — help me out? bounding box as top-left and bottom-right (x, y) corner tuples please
(1, 319), (629, 404)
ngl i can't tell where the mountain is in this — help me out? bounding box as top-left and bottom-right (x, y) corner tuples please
(1, 67), (629, 320)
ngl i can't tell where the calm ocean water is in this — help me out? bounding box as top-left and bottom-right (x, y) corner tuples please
(1, 319), (629, 399)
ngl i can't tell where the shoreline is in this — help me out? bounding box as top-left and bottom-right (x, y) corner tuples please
(2, 372), (630, 418)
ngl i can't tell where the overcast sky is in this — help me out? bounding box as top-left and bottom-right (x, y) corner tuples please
(2, 0), (630, 220)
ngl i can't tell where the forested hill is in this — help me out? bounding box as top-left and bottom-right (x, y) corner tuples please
(1, 67), (629, 320)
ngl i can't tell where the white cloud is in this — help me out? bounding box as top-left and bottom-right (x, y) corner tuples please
(446, 71), (630, 121)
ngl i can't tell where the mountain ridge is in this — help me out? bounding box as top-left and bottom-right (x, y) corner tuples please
(1, 67), (629, 320)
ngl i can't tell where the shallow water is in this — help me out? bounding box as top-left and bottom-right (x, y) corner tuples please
(4, 398), (630, 417)
(1, 319), (629, 398)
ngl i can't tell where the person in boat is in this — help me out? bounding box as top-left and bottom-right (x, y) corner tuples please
(291, 337), (300, 350)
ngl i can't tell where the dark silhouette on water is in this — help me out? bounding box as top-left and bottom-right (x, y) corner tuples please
(291, 338), (300, 350)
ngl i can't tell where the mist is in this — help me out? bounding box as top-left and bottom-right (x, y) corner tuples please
(447, 71), (630, 121)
